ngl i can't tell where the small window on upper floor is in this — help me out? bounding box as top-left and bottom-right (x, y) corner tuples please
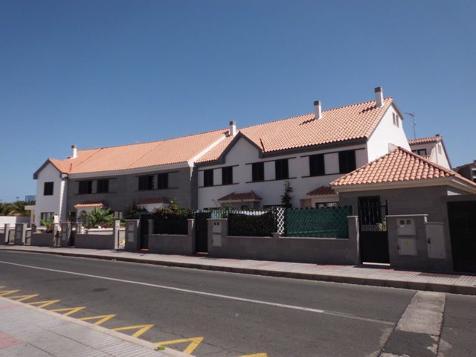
(338, 150), (356, 174)
(157, 173), (169, 189)
(204, 169), (214, 187)
(96, 179), (109, 193)
(43, 182), (54, 196)
(222, 166), (233, 185)
(415, 149), (427, 156)
(309, 154), (325, 176)
(275, 159), (289, 180)
(78, 180), (93, 195)
(138, 175), (154, 191)
(252, 162), (265, 182)
(392, 113), (400, 127)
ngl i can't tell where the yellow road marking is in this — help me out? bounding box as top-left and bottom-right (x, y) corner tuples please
(0, 289), (20, 296)
(79, 314), (116, 325)
(8, 294), (39, 302)
(112, 324), (154, 338)
(155, 336), (204, 354)
(241, 354), (269, 357)
(49, 306), (86, 316)
(28, 299), (61, 308)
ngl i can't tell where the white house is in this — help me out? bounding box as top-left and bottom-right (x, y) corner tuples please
(196, 87), (411, 209)
(408, 135), (451, 169)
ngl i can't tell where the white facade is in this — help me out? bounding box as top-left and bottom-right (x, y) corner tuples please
(198, 103), (412, 209)
(34, 162), (68, 226)
(367, 106), (410, 161)
(410, 140), (451, 169)
(197, 137), (368, 209)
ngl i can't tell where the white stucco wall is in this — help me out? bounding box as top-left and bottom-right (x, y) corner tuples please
(34, 163), (68, 226)
(366, 105), (410, 162)
(410, 141), (451, 169)
(197, 137), (368, 209)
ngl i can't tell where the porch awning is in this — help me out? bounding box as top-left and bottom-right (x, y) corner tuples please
(218, 191), (262, 203)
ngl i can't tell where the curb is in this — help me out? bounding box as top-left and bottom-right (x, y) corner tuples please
(0, 296), (188, 357)
(2, 247), (475, 296)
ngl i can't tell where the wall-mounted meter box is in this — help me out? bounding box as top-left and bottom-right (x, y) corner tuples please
(397, 218), (416, 236)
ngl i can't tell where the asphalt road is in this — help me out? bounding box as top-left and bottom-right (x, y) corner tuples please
(0, 251), (474, 357)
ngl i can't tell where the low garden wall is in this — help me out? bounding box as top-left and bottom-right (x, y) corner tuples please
(208, 216), (360, 265)
(75, 233), (115, 249)
(30, 233), (53, 247)
(148, 233), (195, 255)
(0, 231), (5, 244)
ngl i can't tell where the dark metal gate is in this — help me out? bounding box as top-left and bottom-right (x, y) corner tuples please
(139, 215), (151, 250)
(448, 201), (476, 273)
(358, 196), (389, 264)
(194, 211), (211, 253)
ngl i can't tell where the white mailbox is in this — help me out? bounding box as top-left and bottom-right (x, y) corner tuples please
(397, 218), (416, 236)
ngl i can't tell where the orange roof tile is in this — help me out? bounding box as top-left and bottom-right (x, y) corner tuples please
(408, 135), (442, 145)
(196, 135), (236, 164)
(240, 98), (393, 153)
(49, 129), (228, 175)
(218, 191), (262, 202)
(331, 147), (476, 188)
(307, 186), (336, 196)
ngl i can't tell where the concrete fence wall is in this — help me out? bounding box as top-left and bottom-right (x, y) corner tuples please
(207, 217), (360, 265)
(30, 233), (53, 247)
(148, 219), (195, 255)
(75, 233), (115, 249)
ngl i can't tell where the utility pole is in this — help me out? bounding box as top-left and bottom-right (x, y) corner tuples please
(405, 112), (416, 139)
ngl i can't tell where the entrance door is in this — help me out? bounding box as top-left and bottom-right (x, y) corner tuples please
(448, 201), (476, 273)
(194, 211), (211, 253)
(358, 196), (389, 264)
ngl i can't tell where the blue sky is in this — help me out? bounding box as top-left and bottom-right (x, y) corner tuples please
(0, 0), (475, 202)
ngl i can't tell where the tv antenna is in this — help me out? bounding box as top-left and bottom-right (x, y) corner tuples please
(404, 112), (416, 139)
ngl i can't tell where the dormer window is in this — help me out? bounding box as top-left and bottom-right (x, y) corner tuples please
(392, 113), (400, 127)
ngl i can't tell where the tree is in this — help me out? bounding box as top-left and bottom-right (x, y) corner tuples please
(85, 208), (114, 228)
(280, 181), (293, 208)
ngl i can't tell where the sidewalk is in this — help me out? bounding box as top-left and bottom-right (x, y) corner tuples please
(1, 245), (475, 295)
(0, 296), (185, 357)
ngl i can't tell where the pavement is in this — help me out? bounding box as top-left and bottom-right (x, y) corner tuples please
(1, 245), (475, 295)
(1, 250), (476, 356)
(0, 295), (184, 357)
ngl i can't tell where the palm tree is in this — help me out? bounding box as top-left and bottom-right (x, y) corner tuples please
(85, 208), (114, 228)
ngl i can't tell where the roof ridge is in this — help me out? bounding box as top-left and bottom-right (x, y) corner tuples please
(76, 128), (228, 152)
(240, 97), (393, 131)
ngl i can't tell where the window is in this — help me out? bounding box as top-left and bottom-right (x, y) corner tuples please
(413, 148), (427, 156)
(338, 150), (356, 174)
(96, 179), (109, 193)
(157, 173), (169, 189)
(275, 159), (289, 180)
(222, 166), (233, 185)
(309, 154), (325, 176)
(138, 175), (154, 191)
(204, 169), (214, 187)
(392, 113), (400, 127)
(40, 212), (54, 222)
(78, 180), (93, 194)
(43, 182), (54, 196)
(252, 162), (264, 182)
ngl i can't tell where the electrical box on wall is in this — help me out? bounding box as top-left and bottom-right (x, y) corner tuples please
(397, 218), (416, 236)
(212, 221), (221, 233)
(398, 238), (417, 256)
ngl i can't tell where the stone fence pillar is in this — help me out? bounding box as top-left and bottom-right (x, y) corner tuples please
(2, 224), (10, 245)
(14, 223), (27, 245)
(207, 218), (227, 255)
(347, 216), (360, 265)
(52, 223), (61, 247)
(60, 222), (72, 247)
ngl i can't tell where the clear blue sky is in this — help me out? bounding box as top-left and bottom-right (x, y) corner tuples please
(0, 0), (475, 202)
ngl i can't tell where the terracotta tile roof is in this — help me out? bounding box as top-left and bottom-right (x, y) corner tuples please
(408, 135), (442, 145)
(307, 186), (336, 196)
(196, 135), (236, 164)
(49, 129), (228, 175)
(218, 191), (262, 202)
(331, 147), (476, 188)
(240, 98), (394, 153)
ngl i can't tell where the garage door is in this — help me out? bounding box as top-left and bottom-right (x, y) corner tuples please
(447, 201), (476, 273)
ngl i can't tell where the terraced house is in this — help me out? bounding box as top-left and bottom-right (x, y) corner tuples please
(33, 129), (232, 226)
(196, 87), (410, 209)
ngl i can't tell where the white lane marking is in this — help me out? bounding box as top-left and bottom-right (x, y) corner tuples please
(0, 259), (393, 326)
(396, 291), (445, 336)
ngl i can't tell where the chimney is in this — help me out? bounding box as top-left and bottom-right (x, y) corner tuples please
(314, 100), (322, 119)
(71, 145), (78, 159)
(229, 120), (237, 136)
(374, 87), (384, 108)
